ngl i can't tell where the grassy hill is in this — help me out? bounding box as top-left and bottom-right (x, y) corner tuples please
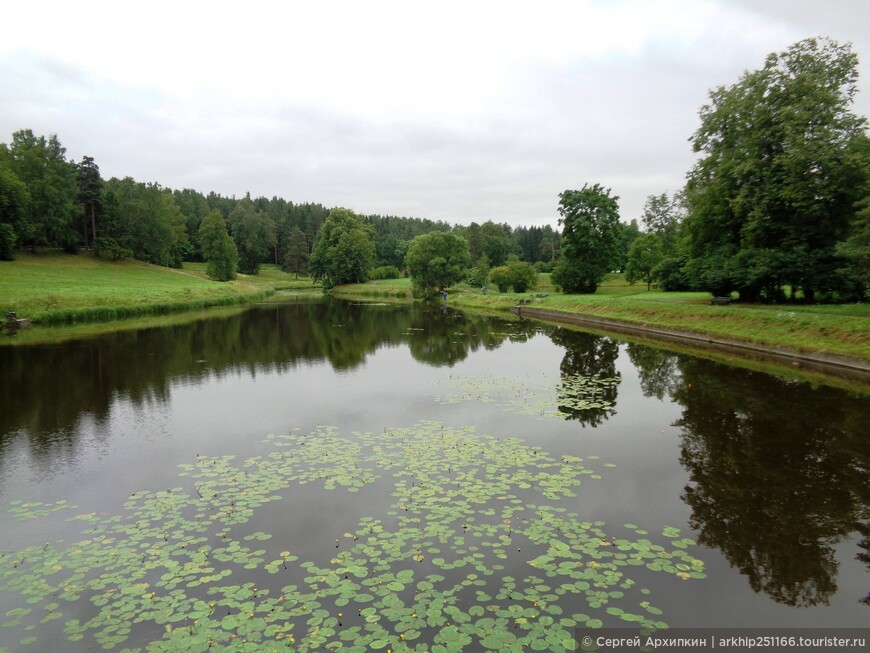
(0, 251), (317, 324)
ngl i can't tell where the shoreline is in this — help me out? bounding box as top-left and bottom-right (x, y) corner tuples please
(511, 305), (870, 384)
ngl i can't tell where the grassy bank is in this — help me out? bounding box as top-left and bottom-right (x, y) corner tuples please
(338, 274), (870, 362)
(0, 251), (319, 325)
(4, 256), (868, 363)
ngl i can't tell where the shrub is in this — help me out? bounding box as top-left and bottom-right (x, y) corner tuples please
(488, 266), (511, 293)
(369, 265), (401, 280)
(507, 261), (537, 293)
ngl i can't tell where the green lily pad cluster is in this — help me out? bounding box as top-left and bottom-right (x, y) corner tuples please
(432, 373), (618, 418)
(0, 421), (704, 652)
(8, 499), (78, 521)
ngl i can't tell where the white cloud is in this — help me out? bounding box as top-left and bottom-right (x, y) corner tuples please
(2, 0), (868, 225)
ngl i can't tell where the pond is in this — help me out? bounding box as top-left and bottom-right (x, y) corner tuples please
(0, 297), (868, 652)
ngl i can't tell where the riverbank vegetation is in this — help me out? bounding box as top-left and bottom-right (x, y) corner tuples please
(3, 252), (868, 363)
(336, 274), (870, 362)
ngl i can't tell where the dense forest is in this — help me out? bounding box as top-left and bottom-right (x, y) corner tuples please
(1, 38), (869, 303)
(0, 130), (568, 275)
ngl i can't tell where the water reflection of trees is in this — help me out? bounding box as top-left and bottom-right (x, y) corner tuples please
(625, 343), (682, 400)
(628, 344), (870, 607)
(408, 309), (536, 367)
(0, 301), (531, 455)
(548, 329), (620, 427)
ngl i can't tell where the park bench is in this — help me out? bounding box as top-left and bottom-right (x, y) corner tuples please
(710, 296), (732, 306)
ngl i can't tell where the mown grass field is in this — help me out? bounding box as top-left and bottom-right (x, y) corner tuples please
(0, 251), (317, 324)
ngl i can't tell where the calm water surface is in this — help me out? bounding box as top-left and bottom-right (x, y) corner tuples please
(0, 298), (867, 651)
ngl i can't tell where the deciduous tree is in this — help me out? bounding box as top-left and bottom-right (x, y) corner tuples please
(0, 163), (31, 259)
(308, 208), (375, 288)
(5, 130), (79, 251)
(552, 183), (621, 294)
(684, 38), (870, 302)
(625, 233), (664, 291)
(228, 200), (276, 275)
(405, 231), (470, 298)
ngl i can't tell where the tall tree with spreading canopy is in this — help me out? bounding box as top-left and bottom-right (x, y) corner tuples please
(552, 183), (622, 294)
(684, 38), (870, 302)
(308, 208), (375, 288)
(405, 230), (470, 298)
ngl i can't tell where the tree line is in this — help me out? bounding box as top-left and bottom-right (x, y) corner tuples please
(0, 132), (567, 281)
(2, 38), (868, 303)
(620, 37), (870, 303)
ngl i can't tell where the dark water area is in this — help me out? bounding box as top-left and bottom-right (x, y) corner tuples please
(0, 298), (867, 651)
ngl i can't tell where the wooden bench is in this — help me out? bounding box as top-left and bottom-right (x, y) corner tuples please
(710, 296), (732, 306)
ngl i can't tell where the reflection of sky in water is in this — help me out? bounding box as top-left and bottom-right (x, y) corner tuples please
(0, 299), (867, 639)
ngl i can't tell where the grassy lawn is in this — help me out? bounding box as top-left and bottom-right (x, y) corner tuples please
(0, 251), (318, 324)
(333, 277), (413, 300)
(447, 273), (870, 360)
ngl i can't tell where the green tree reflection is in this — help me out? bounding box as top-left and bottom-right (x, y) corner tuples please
(0, 301), (529, 458)
(548, 328), (620, 427)
(625, 343), (681, 401)
(671, 359), (870, 607)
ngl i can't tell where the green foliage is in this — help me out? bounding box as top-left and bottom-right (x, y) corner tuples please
(105, 178), (189, 267)
(281, 225), (309, 278)
(466, 253), (491, 288)
(4, 129), (79, 251)
(507, 260), (538, 293)
(92, 236), (132, 262)
(368, 265), (401, 280)
(488, 265), (511, 292)
(614, 219), (641, 272)
(199, 210), (238, 281)
(0, 222), (16, 260)
(480, 221), (514, 266)
(625, 233), (664, 291)
(228, 200), (276, 275)
(405, 230), (470, 298)
(74, 155), (103, 249)
(0, 161), (32, 251)
(685, 38), (870, 302)
(835, 197), (870, 299)
(374, 233), (409, 269)
(309, 208), (376, 288)
(92, 189), (133, 261)
(640, 193), (684, 257)
(654, 255), (694, 292)
(553, 183), (622, 294)
(173, 188), (212, 261)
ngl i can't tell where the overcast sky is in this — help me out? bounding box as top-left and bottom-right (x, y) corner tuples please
(2, 1), (869, 227)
